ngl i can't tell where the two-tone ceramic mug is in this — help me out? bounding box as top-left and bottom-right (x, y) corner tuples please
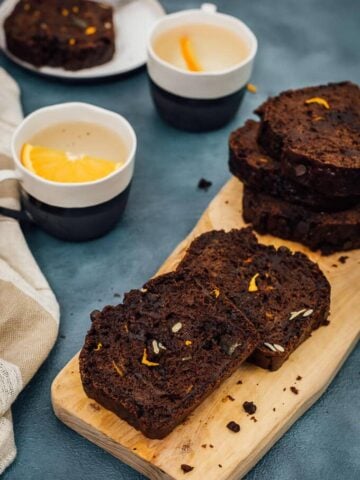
(0, 102), (136, 241)
(147, 3), (258, 132)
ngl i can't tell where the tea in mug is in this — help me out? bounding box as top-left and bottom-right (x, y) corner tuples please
(153, 23), (250, 73)
(21, 122), (127, 183)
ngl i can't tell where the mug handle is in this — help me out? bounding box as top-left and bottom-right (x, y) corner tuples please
(0, 169), (33, 223)
(0, 169), (21, 182)
(201, 3), (217, 13)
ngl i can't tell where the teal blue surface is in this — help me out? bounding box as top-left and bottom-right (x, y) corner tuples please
(1, 1), (359, 479)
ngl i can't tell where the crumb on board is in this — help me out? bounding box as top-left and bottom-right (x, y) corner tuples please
(209, 444), (214, 448)
(283, 387), (286, 391)
(89, 402), (100, 411)
(290, 386), (299, 395)
(201, 444), (207, 448)
(338, 255), (349, 264)
(226, 421), (240, 433)
(113, 293), (121, 298)
(243, 401), (257, 415)
(181, 464), (194, 473)
(296, 375), (302, 381)
(273, 407), (276, 412)
(237, 380), (243, 385)
(250, 416), (258, 422)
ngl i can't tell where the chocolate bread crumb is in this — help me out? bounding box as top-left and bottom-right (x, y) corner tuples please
(250, 416), (258, 422)
(243, 401), (257, 415)
(227, 395), (235, 401)
(237, 380), (243, 385)
(290, 386), (299, 395)
(201, 444), (207, 448)
(218, 464), (223, 468)
(209, 444), (214, 448)
(181, 464), (194, 473)
(273, 407), (276, 412)
(227, 421), (240, 432)
(198, 178), (212, 191)
(296, 375), (302, 381)
(338, 255), (349, 264)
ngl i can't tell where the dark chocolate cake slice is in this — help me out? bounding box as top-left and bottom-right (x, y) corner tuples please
(4, 0), (115, 71)
(80, 271), (259, 439)
(243, 187), (360, 255)
(178, 228), (331, 371)
(229, 120), (359, 211)
(255, 82), (360, 196)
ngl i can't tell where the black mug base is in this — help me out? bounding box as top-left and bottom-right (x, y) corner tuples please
(21, 184), (131, 242)
(149, 79), (246, 132)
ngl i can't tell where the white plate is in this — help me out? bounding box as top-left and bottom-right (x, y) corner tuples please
(0, 0), (165, 80)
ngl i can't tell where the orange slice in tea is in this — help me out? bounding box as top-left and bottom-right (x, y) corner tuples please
(21, 144), (122, 183)
(180, 36), (202, 72)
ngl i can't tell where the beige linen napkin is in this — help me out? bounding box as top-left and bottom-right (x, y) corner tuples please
(0, 69), (60, 474)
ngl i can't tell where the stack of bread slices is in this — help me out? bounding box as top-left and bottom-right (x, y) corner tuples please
(229, 81), (360, 254)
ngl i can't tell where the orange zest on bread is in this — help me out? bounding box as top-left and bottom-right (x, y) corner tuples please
(180, 36), (202, 72)
(21, 143), (122, 183)
(305, 97), (330, 109)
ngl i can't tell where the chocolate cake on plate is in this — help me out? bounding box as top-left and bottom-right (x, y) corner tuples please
(4, 0), (115, 70)
(178, 228), (331, 371)
(80, 271), (259, 439)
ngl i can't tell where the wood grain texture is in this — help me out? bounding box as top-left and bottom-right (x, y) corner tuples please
(52, 178), (360, 480)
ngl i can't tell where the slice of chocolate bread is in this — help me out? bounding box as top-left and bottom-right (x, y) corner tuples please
(243, 188), (360, 254)
(4, 0), (115, 71)
(229, 120), (359, 211)
(178, 228), (331, 371)
(80, 271), (259, 439)
(255, 82), (360, 196)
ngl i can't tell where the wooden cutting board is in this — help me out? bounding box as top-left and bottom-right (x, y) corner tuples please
(51, 178), (360, 480)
